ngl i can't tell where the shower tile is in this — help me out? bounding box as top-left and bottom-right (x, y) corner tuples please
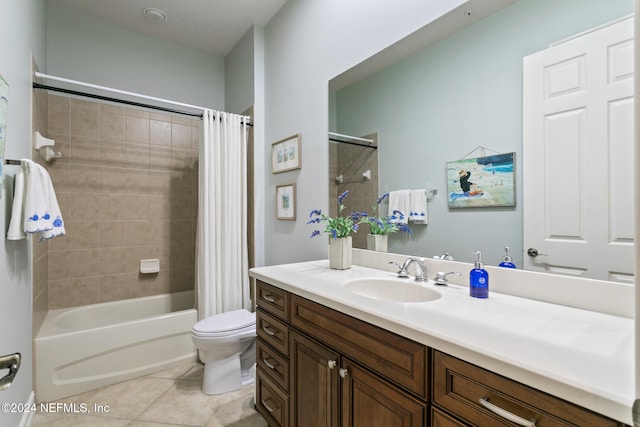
(99, 247), (128, 275)
(149, 146), (172, 170)
(171, 148), (196, 171)
(48, 250), (70, 281)
(100, 139), (127, 167)
(147, 170), (172, 195)
(122, 246), (152, 273)
(48, 163), (71, 193)
(124, 142), (150, 169)
(169, 267), (194, 292)
(68, 193), (101, 221)
(99, 194), (126, 221)
(49, 277), (100, 309)
(99, 274), (128, 302)
(127, 108), (149, 119)
(148, 195), (171, 220)
(149, 112), (171, 122)
(125, 194), (150, 220)
(70, 135), (100, 165)
(124, 169), (150, 195)
(66, 221), (101, 250)
(190, 125), (200, 150)
(100, 221), (126, 248)
(171, 123), (191, 149)
(68, 249), (101, 278)
(128, 271), (169, 298)
(148, 220), (172, 246)
(70, 99), (100, 139)
(69, 164), (102, 193)
(100, 108), (126, 140)
(170, 194), (193, 219)
(171, 116), (192, 126)
(125, 220), (151, 247)
(48, 96), (71, 136)
(100, 167), (129, 195)
(126, 116), (150, 144)
(150, 119), (171, 147)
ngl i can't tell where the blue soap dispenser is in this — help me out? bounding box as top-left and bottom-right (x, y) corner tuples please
(499, 246), (517, 269)
(470, 251), (489, 298)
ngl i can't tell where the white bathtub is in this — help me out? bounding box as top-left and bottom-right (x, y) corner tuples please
(35, 291), (198, 402)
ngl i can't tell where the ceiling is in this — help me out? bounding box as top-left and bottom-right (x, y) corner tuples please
(47, 0), (288, 56)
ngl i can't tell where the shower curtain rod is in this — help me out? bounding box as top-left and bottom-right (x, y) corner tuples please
(328, 132), (377, 149)
(33, 72), (252, 125)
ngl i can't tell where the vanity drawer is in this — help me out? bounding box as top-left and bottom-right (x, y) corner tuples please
(256, 280), (289, 320)
(257, 337), (289, 392)
(432, 350), (620, 427)
(431, 407), (468, 427)
(256, 369), (289, 427)
(257, 308), (290, 357)
(290, 294), (427, 398)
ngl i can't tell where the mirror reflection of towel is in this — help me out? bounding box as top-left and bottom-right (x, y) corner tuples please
(388, 190), (410, 224)
(409, 189), (428, 224)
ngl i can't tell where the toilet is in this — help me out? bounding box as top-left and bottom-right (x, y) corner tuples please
(191, 309), (256, 395)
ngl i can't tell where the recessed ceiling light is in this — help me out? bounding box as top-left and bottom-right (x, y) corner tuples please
(142, 7), (167, 23)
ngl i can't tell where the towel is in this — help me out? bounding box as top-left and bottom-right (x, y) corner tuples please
(7, 159), (65, 241)
(388, 190), (410, 224)
(6, 166), (26, 240)
(409, 189), (428, 224)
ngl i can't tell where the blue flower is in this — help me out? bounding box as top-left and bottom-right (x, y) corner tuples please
(309, 209), (322, 217)
(337, 190), (349, 205)
(306, 217), (321, 225)
(331, 229), (337, 239)
(310, 230), (321, 238)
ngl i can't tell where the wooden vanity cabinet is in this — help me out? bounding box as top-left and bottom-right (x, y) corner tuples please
(431, 350), (624, 427)
(255, 280), (626, 427)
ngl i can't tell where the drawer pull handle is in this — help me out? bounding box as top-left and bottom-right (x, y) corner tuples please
(479, 397), (536, 427)
(339, 368), (349, 378)
(262, 325), (276, 336)
(261, 398), (278, 413)
(262, 357), (277, 370)
(327, 360), (337, 369)
(263, 294), (276, 303)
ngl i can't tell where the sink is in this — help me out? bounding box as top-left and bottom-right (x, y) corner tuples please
(344, 278), (442, 303)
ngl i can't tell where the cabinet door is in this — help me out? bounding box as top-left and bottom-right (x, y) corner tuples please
(290, 331), (340, 427)
(341, 358), (426, 427)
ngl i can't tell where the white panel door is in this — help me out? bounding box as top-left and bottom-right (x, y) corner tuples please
(523, 17), (634, 282)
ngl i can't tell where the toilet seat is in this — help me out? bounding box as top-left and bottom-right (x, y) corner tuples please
(192, 309), (256, 337)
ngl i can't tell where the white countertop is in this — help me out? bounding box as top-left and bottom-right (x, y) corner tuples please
(250, 260), (635, 425)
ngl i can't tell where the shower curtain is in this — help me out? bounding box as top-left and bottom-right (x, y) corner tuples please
(196, 109), (249, 319)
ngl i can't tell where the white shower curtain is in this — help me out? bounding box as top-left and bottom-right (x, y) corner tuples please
(196, 109), (249, 319)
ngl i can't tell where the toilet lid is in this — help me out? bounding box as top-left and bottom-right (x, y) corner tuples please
(193, 309), (255, 334)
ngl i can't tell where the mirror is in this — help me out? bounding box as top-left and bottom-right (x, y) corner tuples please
(328, 0), (635, 280)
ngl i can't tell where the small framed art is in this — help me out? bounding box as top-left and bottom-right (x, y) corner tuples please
(272, 134), (301, 173)
(276, 183), (296, 220)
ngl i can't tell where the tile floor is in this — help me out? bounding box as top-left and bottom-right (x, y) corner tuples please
(32, 363), (268, 427)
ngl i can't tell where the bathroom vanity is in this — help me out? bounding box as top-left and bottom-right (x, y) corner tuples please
(250, 259), (634, 427)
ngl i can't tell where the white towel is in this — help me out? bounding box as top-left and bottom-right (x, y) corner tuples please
(8, 159), (65, 241)
(388, 190), (410, 224)
(7, 166), (26, 240)
(409, 189), (428, 224)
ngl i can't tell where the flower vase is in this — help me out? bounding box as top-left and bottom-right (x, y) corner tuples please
(329, 236), (352, 270)
(367, 234), (388, 252)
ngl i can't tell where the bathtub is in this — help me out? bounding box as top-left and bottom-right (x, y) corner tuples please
(35, 291), (198, 402)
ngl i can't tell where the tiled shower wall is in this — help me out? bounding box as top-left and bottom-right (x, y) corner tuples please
(329, 134), (379, 250)
(45, 95), (198, 309)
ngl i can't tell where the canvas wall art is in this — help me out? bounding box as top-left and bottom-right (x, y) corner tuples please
(447, 152), (515, 208)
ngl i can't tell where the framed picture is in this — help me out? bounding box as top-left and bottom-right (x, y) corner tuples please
(447, 152), (515, 208)
(272, 134), (301, 173)
(276, 183), (296, 220)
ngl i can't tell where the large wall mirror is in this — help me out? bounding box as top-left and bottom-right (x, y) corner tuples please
(328, 0), (635, 282)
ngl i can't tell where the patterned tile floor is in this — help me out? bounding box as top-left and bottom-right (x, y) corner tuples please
(32, 363), (268, 426)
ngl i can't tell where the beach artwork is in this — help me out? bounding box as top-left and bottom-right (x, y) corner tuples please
(447, 152), (515, 208)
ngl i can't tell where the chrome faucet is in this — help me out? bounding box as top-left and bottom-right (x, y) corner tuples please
(433, 252), (455, 261)
(389, 258), (427, 282)
(433, 271), (461, 286)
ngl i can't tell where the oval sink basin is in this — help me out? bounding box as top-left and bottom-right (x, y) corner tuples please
(344, 278), (442, 303)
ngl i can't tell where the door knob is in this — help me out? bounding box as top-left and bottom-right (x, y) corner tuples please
(527, 248), (547, 257)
